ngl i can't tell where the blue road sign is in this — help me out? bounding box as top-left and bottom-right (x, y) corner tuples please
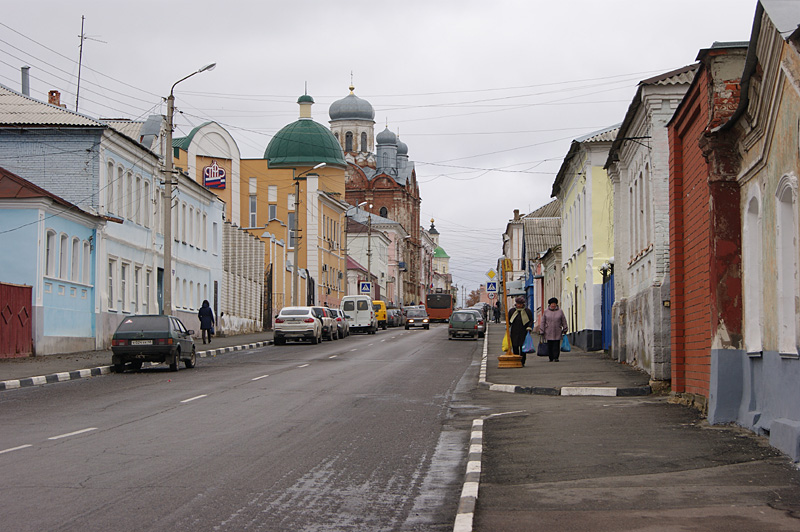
(359, 281), (372, 294)
(487, 281), (498, 292)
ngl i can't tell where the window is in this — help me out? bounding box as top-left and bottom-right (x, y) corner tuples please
(249, 195), (257, 227)
(117, 167), (124, 215)
(268, 185), (277, 202)
(120, 263), (128, 311)
(82, 241), (91, 284)
(134, 266), (141, 313)
(125, 171), (133, 220)
(212, 221), (218, 254)
(45, 230), (56, 277)
(108, 259), (116, 310)
(288, 212), (297, 248)
(143, 181), (150, 228)
(59, 233), (68, 279)
(134, 175), (141, 224)
(71, 237), (80, 282)
(202, 213), (208, 250)
(144, 269), (151, 314)
(361, 132), (368, 152)
(744, 192), (762, 353)
(269, 204), (277, 221)
(380, 207), (388, 218)
(345, 131), (353, 152)
(776, 175), (798, 355)
(189, 206), (195, 244)
(181, 203), (187, 242)
(106, 161), (115, 214)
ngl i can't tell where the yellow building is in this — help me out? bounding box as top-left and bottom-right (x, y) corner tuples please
(551, 125), (617, 351)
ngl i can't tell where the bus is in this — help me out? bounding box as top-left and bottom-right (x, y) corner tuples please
(425, 293), (454, 322)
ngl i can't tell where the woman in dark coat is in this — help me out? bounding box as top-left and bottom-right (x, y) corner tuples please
(198, 300), (215, 344)
(539, 297), (568, 362)
(508, 296), (534, 366)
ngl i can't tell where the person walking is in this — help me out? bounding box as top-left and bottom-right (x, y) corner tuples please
(198, 300), (215, 345)
(493, 303), (501, 324)
(539, 297), (568, 362)
(508, 296), (533, 366)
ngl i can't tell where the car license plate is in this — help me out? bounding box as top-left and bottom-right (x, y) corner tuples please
(131, 340), (153, 345)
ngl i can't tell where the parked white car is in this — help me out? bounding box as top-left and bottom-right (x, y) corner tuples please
(274, 307), (322, 345)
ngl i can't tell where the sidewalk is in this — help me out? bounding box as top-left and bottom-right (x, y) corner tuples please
(0, 330), (273, 390)
(464, 323), (800, 532)
(481, 323), (652, 396)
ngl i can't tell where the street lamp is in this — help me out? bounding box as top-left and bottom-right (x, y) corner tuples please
(163, 62), (215, 316)
(292, 162), (326, 306)
(366, 203), (373, 298)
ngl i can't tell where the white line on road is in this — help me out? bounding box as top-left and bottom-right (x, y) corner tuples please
(381, 339), (386, 342)
(0, 444), (32, 455)
(252, 374), (270, 381)
(350, 349), (358, 352)
(181, 395), (208, 403)
(329, 355), (337, 359)
(48, 427), (97, 440)
(298, 364), (310, 368)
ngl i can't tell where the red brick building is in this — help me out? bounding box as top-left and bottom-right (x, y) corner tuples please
(667, 42), (748, 410)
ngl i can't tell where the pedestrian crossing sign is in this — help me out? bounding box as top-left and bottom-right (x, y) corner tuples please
(486, 281), (498, 292)
(359, 282), (372, 294)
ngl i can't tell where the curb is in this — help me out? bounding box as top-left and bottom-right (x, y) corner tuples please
(0, 340), (273, 391)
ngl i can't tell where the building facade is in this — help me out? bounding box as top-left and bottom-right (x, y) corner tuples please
(552, 125), (618, 351)
(605, 65), (697, 380)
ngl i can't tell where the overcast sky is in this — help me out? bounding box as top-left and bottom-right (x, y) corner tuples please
(0, 0), (759, 298)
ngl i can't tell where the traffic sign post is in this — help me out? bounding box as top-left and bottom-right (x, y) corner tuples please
(359, 281), (372, 295)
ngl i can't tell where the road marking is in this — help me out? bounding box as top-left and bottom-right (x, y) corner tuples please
(298, 364), (310, 368)
(181, 394), (208, 403)
(48, 427), (97, 440)
(381, 339), (386, 342)
(0, 444), (32, 455)
(329, 355), (337, 359)
(252, 374), (270, 381)
(349, 349), (358, 352)
(368, 343), (374, 346)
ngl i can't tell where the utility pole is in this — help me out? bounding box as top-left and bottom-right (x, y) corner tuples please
(366, 204), (372, 299)
(162, 63), (216, 316)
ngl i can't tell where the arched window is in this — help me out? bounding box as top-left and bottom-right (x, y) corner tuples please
(744, 190), (762, 353)
(776, 175), (798, 354)
(361, 132), (368, 152)
(71, 237), (80, 282)
(106, 161), (115, 214)
(59, 233), (68, 279)
(45, 230), (56, 277)
(83, 241), (91, 284)
(379, 207), (388, 218)
(345, 131), (353, 152)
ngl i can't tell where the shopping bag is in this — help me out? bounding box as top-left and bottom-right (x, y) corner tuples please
(502, 333), (510, 352)
(522, 332), (535, 353)
(537, 341), (549, 357)
(561, 335), (571, 352)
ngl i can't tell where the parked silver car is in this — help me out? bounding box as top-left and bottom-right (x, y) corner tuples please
(312, 306), (339, 341)
(274, 307), (322, 345)
(328, 307), (350, 338)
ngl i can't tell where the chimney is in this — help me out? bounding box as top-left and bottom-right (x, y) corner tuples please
(21, 66), (30, 96)
(513, 209), (520, 221)
(48, 90), (66, 108)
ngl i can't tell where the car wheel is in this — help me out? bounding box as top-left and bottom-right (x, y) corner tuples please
(184, 346), (196, 369)
(169, 349), (180, 372)
(479, 333), (485, 338)
(114, 363), (126, 373)
(130, 361), (143, 371)
(275, 338), (286, 345)
(424, 325), (430, 330)
(405, 326), (409, 330)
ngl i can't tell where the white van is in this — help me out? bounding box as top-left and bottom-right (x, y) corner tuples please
(341, 295), (377, 334)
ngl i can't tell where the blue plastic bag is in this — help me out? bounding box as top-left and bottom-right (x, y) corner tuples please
(561, 335), (571, 352)
(522, 332), (535, 353)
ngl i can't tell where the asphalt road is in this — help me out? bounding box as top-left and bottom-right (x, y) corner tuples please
(0, 324), (481, 532)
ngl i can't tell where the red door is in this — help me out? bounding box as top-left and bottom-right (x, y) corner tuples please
(0, 283), (33, 358)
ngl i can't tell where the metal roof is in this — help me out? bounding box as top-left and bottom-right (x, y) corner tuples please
(0, 85), (105, 127)
(525, 199), (561, 219)
(524, 217), (561, 256)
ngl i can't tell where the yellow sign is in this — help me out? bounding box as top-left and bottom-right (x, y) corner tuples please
(486, 268), (496, 280)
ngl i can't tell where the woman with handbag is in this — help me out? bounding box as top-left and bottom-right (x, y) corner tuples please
(539, 297), (568, 362)
(508, 296), (534, 366)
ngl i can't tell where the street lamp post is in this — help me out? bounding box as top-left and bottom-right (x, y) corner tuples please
(163, 62), (215, 316)
(292, 162), (326, 306)
(366, 203), (373, 298)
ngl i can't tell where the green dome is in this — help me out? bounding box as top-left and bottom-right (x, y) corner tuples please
(264, 119), (346, 169)
(434, 246), (450, 259)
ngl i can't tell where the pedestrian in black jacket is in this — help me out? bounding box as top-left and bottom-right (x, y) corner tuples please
(508, 296), (533, 366)
(198, 300), (215, 344)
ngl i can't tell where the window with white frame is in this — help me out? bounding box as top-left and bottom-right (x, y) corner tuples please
(744, 192), (762, 353)
(143, 180), (150, 228)
(250, 195), (257, 227)
(71, 237), (80, 282)
(59, 233), (68, 279)
(108, 259), (116, 310)
(120, 263), (129, 311)
(116, 167), (124, 215)
(189, 206), (195, 245)
(45, 230), (56, 277)
(181, 203), (187, 242)
(776, 175), (798, 355)
(106, 161), (115, 214)
(212, 221), (218, 254)
(125, 171), (133, 220)
(134, 266), (141, 314)
(288, 212), (296, 248)
(144, 269), (151, 314)
(202, 213), (208, 250)
(82, 241), (91, 284)
(134, 175), (141, 225)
